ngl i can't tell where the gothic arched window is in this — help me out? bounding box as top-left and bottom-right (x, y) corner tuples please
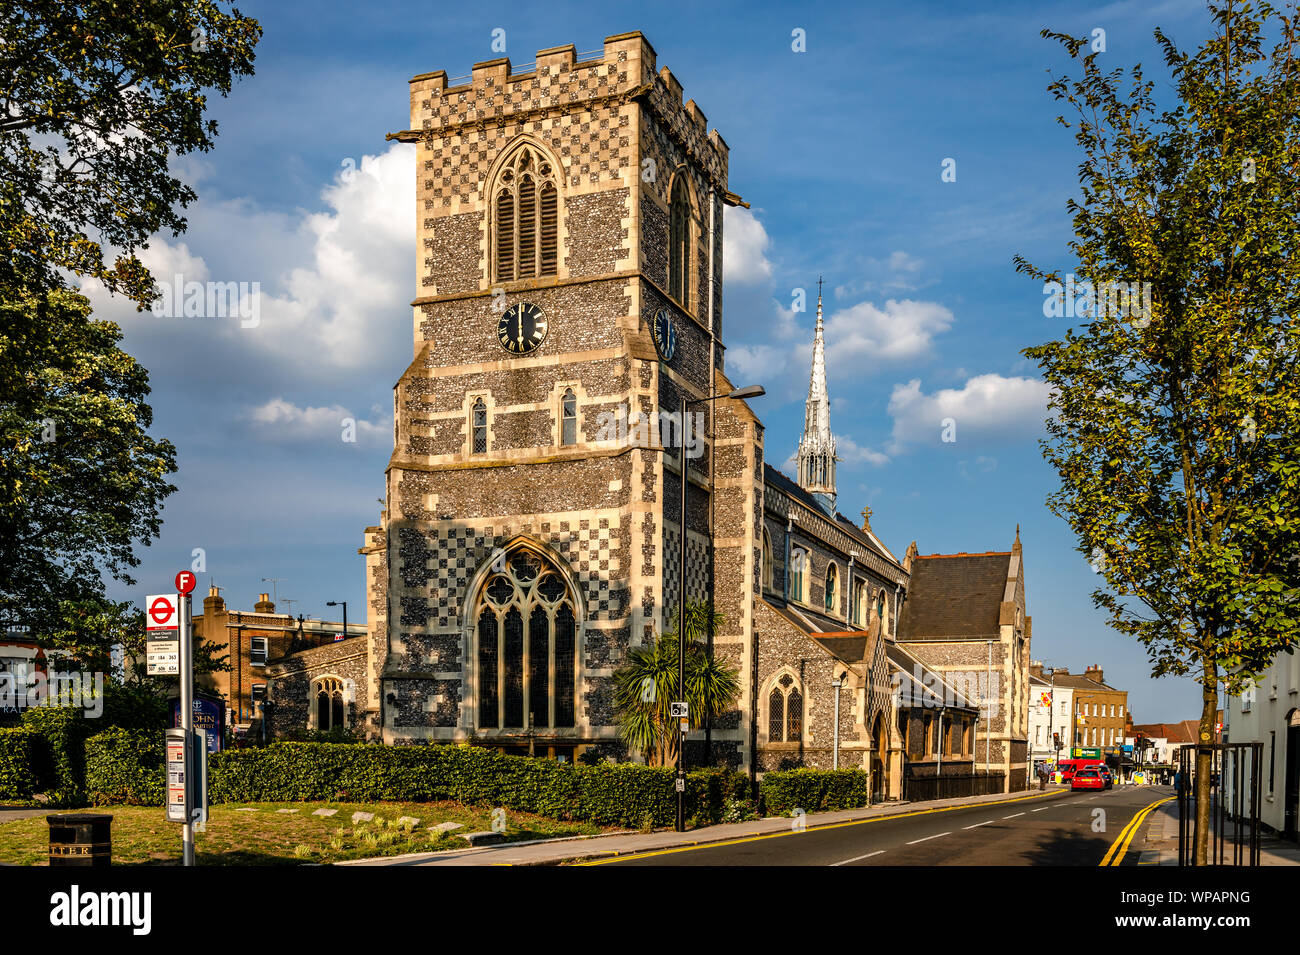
(471, 398), (487, 454)
(762, 529), (773, 591)
(668, 173), (691, 306)
(768, 673), (803, 742)
(561, 389), (577, 446)
(492, 144), (559, 282)
(790, 548), (807, 604)
(852, 579), (866, 627)
(475, 549), (577, 730)
(311, 676), (348, 731)
(824, 564), (838, 613)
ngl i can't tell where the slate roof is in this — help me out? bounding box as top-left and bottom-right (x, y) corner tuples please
(895, 552), (1013, 641)
(761, 597), (871, 665)
(763, 464), (902, 569)
(1050, 672), (1115, 691)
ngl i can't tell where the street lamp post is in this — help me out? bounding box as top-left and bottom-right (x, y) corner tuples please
(326, 600), (348, 642)
(674, 384), (765, 833)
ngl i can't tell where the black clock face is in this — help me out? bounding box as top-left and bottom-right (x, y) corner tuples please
(497, 302), (547, 355)
(652, 307), (677, 361)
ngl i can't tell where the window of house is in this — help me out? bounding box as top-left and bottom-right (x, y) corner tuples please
(250, 637), (267, 667)
(824, 564), (837, 613)
(475, 549), (575, 730)
(561, 389), (577, 446)
(768, 674), (802, 742)
(471, 398), (488, 454)
(668, 173), (691, 307)
(492, 144), (558, 282)
(1269, 731), (1276, 794)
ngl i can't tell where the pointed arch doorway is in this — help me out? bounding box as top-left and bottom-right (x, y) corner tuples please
(872, 711), (888, 801)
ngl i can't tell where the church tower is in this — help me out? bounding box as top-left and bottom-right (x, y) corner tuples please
(797, 279), (837, 512)
(359, 33), (747, 757)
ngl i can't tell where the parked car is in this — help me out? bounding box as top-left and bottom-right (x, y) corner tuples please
(1071, 768), (1106, 791)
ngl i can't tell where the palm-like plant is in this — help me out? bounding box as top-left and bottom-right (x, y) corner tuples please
(613, 600), (740, 765)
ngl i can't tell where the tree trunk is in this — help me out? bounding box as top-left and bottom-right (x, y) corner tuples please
(1194, 654), (1219, 865)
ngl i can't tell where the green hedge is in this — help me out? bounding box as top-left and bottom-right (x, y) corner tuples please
(81, 737), (751, 827)
(84, 728), (164, 807)
(759, 768), (869, 815)
(19, 706), (87, 806)
(0, 728), (39, 801)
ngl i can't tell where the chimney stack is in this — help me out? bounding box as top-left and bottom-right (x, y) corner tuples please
(1029, 660), (1044, 680)
(203, 585), (225, 615)
(1085, 664), (1104, 684)
(254, 593), (275, 613)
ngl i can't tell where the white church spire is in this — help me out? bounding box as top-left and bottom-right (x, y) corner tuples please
(797, 277), (837, 512)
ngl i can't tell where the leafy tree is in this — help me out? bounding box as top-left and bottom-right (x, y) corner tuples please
(1, 281), (177, 637)
(1018, 2), (1300, 863)
(1, 1), (259, 644)
(1, 1), (261, 307)
(613, 601), (740, 766)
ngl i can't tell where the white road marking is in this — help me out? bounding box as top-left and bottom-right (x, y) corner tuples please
(1003, 812), (1025, 819)
(830, 850), (885, 866)
(906, 832), (951, 845)
(1032, 807), (1051, 812)
(962, 820), (995, 829)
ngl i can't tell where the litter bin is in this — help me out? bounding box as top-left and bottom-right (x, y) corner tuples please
(47, 813), (113, 867)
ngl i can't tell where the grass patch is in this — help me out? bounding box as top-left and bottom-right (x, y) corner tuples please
(0, 800), (612, 866)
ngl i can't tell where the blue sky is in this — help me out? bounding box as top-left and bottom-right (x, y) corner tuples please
(90, 0), (1220, 721)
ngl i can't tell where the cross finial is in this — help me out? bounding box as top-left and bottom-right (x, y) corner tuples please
(861, 505), (873, 530)
(818, 275), (823, 301)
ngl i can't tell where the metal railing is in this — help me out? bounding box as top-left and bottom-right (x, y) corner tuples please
(902, 769), (1006, 802)
(1176, 742), (1262, 866)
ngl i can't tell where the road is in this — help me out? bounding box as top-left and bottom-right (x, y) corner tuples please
(588, 786), (1174, 866)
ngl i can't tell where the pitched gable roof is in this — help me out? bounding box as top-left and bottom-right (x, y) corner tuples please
(895, 552), (1013, 641)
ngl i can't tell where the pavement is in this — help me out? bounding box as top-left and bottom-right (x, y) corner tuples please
(343, 785), (1078, 866)
(0, 806), (49, 825)
(1137, 799), (1300, 866)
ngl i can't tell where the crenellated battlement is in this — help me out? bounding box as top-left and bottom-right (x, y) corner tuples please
(397, 31), (728, 169)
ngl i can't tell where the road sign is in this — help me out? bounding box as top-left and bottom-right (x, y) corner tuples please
(670, 701), (688, 718)
(146, 594), (179, 630)
(146, 593), (181, 675)
(175, 570), (196, 595)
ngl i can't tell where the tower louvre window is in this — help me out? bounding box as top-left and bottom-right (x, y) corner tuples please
(492, 145), (559, 282)
(668, 173), (691, 306)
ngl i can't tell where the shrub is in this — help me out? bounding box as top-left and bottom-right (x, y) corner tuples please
(20, 705), (88, 806)
(759, 768), (869, 815)
(0, 728), (39, 801)
(84, 728), (164, 806)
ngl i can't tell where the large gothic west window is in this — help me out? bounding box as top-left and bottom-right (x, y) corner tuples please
(476, 549), (576, 730)
(492, 144), (559, 282)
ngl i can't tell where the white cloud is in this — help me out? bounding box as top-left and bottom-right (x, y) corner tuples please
(723, 206), (774, 285)
(246, 398), (390, 447)
(83, 142), (417, 373)
(835, 434), (890, 467)
(886, 373), (1050, 451)
(823, 298), (953, 366)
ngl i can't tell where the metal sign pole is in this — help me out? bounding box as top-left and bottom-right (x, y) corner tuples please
(180, 590), (194, 867)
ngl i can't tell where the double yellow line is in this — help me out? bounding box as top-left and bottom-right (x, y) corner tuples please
(1100, 796), (1172, 866)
